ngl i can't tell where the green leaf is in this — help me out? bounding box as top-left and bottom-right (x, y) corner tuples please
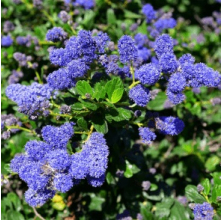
(185, 185), (206, 203)
(111, 88), (124, 103)
(105, 77), (123, 100)
(7, 193), (21, 212)
(169, 201), (190, 220)
(93, 82), (106, 100)
(117, 108), (132, 120)
(106, 172), (115, 184)
(212, 185), (221, 204)
(81, 101), (98, 111)
(77, 117), (88, 130)
(147, 92), (167, 111)
(155, 198), (174, 219)
(76, 81), (93, 97)
(124, 160), (140, 178)
(91, 117), (108, 134)
(82, 10), (95, 29)
(88, 194), (105, 211)
(205, 156), (220, 171)
(124, 9), (142, 19)
(7, 211), (25, 220)
(107, 9), (117, 25)
(72, 103), (84, 111)
(201, 179), (211, 196)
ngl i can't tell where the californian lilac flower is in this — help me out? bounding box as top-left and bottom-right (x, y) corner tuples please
(16, 36), (31, 46)
(10, 154), (31, 173)
(46, 27), (67, 42)
(193, 202), (214, 220)
(210, 97), (221, 106)
(150, 89), (160, 100)
(49, 48), (72, 66)
(117, 210), (132, 220)
(1, 36), (13, 47)
(134, 110), (142, 117)
(84, 132), (109, 179)
(168, 72), (186, 93)
(6, 83), (54, 117)
(139, 127), (156, 144)
(87, 174), (105, 187)
(53, 173), (73, 192)
(118, 66), (131, 79)
(134, 33), (148, 48)
(75, 0), (95, 9)
(135, 63), (161, 85)
(60, 105), (71, 114)
(69, 150), (89, 179)
(154, 34), (174, 58)
(137, 47), (151, 62)
(163, 99), (175, 109)
(166, 90), (186, 104)
(154, 18), (177, 32)
(13, 52), (29, 66)
(8, 70), (24, 84)
(94, 32), (110, 53)
(177, 196), (188, 206)
(155, 116), (185, 135)
(25, 188), (56, 207)
(24, 141), (51, 162)
(1, 114), (22, 135)
(3, 21), (15, 33)
(141, 180), (151, 191)
(137, 213), (143, 220)
(47, 150), (71, 171)
(59, 10), (70, 23)
(129, 85), (151, 107)
(47, 68), (76, 90)
(41, 122), (74, 150)
(19, 163), (49, 190)
(142, 4), (156, 23)
(118, 35), (138, 64)
(159, 52), (178, 73)
(65, 36), (80, 59)
(197, 184), (204, 192)
(67, 59), (89, 78)
(179, 54), (195, 66)
(2, 131), (11, 140)
(130, 23), (138, 32)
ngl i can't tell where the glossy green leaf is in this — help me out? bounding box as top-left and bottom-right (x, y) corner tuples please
(201, 178), (211, 196)
(111, 88), (124, 103)
(185, 185), (206, 203)
(76, 81), (93, 97)
(77, 117), (88, 130)
(105, 77), (123, 100)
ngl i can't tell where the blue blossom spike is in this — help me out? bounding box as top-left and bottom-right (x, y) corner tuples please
(168, 72), (186, 93)
(118, 35), (138, 64)
(154, 34), (174, 58)
(142, 4), (156, 23)
(139, 127), (156, 144)
(193, 202), (214, 220)
(159, 52), (178, 73)
(1, 36), (13, 47)
(53, 173), (73, 192)
(129, 84), (151, 107)
(135, 63), (161, 85)
(155, 116), (185, 135)
(46, 27), (67, 42)
(134, 33), (148, 49)
(87, 174), (105, 187)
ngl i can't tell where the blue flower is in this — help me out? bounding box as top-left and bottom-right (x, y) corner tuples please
(129, 85), (151, 107)
(154, 34), (174, 58)
(134, 33), (148, 49)
(1, 36), (13, 47)
(118, 35), (138, 64)
(53, 173), (73, 192)
(46, 27), (67, 42)
(159, 52), (178, 73)
(142, 4), (156, 23)
(155, 116), (185, 135)
(154, 18), (176, 32)
(139, 127), (156, 144)
(168, 72), (186, 93)
(49, 48), (72, 66)
(135, 63), (161, 85)
(137, 47), (151, 62)
(166, 89), (186, 104)
(75, 0), (95, 9)
(193, 202), (214, 220)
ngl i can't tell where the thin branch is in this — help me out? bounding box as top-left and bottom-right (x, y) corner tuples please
(32, 207), (45, 220)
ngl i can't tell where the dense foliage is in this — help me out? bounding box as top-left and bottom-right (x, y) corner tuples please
(1, 0), (221, 219)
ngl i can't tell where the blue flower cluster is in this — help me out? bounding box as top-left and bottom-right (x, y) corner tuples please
(10, 123), (109, 207)
(64, 0), (95, 9)
(5, 83), (55, 118)
(154, 34), (221, 104)
(47, 30), (110, 90)
(129, 84), (150, 107)
(193, 202), (214, 220)
(142, 3), (177, 38)
(155, 116), (185, 135)
(139, 127), (156, 144)
(46, 27), (67, 42)
(1, 35), (13, 47)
